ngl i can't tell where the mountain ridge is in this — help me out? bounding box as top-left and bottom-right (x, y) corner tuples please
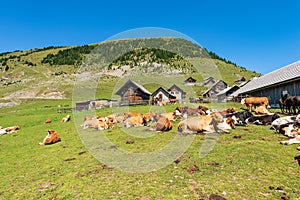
(0, 37), (260, 105)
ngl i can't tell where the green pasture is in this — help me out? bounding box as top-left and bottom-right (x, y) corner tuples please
(0, 99), (299, 199)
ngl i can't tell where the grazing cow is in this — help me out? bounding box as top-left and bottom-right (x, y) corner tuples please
(45, 119), (52, 124)
(154, 115), (172, 131)
(255, 105), (271, 115)
(241, 97), (269, 111)
(246, 114), (280, 125)
(39, 130), (61, 145)
(225, 111), (253, 126)
(61, 115), (71, 123)
(177, 113), (224, 134)
(124, 116), (147, 128)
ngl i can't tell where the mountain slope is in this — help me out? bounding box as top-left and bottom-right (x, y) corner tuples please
(0, 37), (260, 103)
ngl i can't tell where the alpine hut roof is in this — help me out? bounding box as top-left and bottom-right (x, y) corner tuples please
(235, 60), (300, 96)
(115, 79), (151, 96)
(151, 87), (176, 99)
(167, 84), (186, 94)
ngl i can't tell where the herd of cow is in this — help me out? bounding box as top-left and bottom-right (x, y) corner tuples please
(1, 97), (300, 151)
(79, 96), (300, 150)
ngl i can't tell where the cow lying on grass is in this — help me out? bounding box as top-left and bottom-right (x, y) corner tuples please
(124, 115), (148, 128)
(82, 116), (114, 130)
(225, 111), (253, 126)
(39, 130), (61, 145)
(0, 126), (20, 134)
(61, 115), (71, 123)
(177, 112), (233, 134)
(152, 114), (172, 132)
(245, 114), (280, 125)
(0, 126), (20, 135)
(255, 105), (271, 115)
(272, 114), (300, 150)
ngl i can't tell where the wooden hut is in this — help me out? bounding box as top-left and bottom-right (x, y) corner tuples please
(151, 87), (176, 105)
(202, 76), (215, 87)
(167, 84), (186, 103)
(203, 80), (228, 99)
(116, 79), (151, 105)
(184, 77), (197, 85)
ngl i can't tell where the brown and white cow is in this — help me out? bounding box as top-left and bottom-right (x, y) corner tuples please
(0, 125), (20, 135)
(241, 97), (269, 111)
(61, 115), (71, 123)
(124, 116), (147, 128)
(39, 130), (61, 145)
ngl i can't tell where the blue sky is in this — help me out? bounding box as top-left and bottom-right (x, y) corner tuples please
(1, 0), (300, 74)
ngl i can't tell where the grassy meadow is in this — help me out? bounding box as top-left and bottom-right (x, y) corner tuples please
(0, 99), (299, 199)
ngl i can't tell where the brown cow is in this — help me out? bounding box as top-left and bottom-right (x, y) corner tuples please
(124, 116), (147, 128)
(39, 130), (61, 145)
(161, 111), (177, 122)
(241, 97), (269, 111)
(45, 119), (52, 123)
(154, 115), (172, 131)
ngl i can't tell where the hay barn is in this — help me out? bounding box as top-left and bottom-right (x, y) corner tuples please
(234, 61), (300, 107)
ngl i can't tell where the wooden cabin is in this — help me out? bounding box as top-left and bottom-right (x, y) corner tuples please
(151, 87), (176, 105)
(167, 84), (186, 103)
(203, 80), (228, 99)
(202, 76), (215, 87)
(115, 79), (151, 105)
(184, 77), (197, 85)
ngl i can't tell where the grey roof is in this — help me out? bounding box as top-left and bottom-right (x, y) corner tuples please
(216, 85), (239, 96)
(235, 60), (300, 96)
(129, 79), (151, 95)
(116, 79), (151, 95)
(203, 80), (228, 94)
(151, 87), (176, 99)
